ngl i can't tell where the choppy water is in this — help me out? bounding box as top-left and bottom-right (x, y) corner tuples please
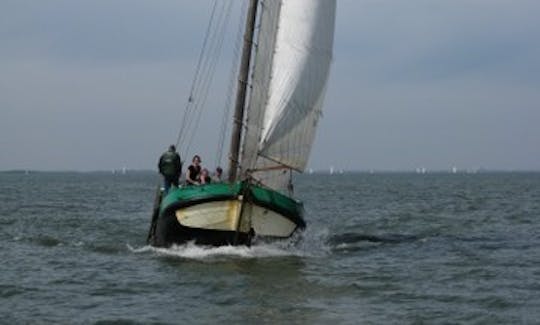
(1, 171), (540, 324)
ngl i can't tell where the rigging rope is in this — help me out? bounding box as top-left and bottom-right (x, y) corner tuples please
(183, 1), (234, 157)
(175, 1), (235, 163)
(214, 1), (247, 168)
(175, 2), (218, 150)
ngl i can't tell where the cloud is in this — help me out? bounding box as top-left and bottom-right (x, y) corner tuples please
(335, 0), (540, 84)
(0, 1), (223, 64)
(1, 0), (539, 170)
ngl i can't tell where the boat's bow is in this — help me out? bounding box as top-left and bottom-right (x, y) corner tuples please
(149, 182), (304, 247)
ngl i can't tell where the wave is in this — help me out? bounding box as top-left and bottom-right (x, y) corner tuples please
(327, 232), (420, 245)
(127, 229), (424, 260)
(127, 240), (309, 260)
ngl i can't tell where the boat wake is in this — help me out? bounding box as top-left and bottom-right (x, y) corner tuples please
(128, 230), (424, 260)
(128, 239), (309, 260)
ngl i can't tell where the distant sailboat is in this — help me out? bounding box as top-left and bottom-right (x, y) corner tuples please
(147, 0), (337, 247)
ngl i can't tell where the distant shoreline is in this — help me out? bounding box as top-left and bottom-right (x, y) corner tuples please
(2, 169), (539, 174)
(0, 169), (156, 174)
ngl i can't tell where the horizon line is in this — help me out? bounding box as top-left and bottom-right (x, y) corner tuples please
(2, 168), (540, 174)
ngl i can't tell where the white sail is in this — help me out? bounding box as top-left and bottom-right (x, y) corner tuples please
(241, 0), (336, 190)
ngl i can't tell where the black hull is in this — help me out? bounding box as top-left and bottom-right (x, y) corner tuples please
(150, 208), (252, 247)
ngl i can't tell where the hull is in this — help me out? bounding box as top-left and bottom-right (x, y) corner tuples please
(148, 182), (305, 247)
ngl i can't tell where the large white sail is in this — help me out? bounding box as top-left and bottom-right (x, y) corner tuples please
(241, 0), (336, 190)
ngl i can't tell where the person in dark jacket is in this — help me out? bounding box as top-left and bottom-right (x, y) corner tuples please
(158, 145), (182, 193)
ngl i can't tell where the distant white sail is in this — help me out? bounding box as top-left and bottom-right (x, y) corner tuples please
(241, 0), (336, 190)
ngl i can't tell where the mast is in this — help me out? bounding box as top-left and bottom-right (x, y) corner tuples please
(228, 0), (259, 182)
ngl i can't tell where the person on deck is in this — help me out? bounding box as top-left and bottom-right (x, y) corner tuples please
(186, 155), (202, 185)
(200, 168), (211, 184)
(214, 166), (223, 182)
(158, 145), (182, 193)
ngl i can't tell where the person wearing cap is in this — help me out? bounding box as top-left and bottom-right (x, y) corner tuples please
(158, 145), (182, 193)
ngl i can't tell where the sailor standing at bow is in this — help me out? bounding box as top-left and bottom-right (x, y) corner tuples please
(158, 145), (182, 193)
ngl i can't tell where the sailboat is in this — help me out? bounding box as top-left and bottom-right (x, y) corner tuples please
(147, 0), (336, 247)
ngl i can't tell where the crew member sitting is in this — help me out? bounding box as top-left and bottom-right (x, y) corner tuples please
(200, 168), (211, 184)
(186, 155), (202, 185)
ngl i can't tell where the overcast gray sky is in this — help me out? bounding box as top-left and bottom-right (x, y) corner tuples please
(1, 0), (539, 172)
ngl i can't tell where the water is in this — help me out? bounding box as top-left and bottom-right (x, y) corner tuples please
(1, 171), (540, 324)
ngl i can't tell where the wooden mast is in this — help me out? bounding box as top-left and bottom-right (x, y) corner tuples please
(228, 0), (259, 182)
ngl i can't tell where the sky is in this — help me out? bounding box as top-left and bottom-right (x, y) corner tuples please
(1, 0), (539, 172)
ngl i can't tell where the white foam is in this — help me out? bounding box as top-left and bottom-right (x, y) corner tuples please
(127, 227), (333, 260)
(128, 240), (310, 260)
